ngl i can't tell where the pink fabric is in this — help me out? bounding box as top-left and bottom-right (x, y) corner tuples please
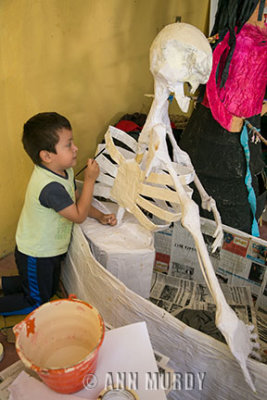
(203, 23), (267, 130)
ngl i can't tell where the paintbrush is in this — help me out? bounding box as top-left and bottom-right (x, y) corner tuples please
(75, 148), (105, 177)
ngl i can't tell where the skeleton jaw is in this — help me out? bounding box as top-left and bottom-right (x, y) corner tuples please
(173, 81), (191, 113)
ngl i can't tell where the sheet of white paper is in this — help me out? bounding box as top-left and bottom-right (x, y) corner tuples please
(8, 371), (82, 400)
(8, 322), (166, 400)
(76, 321), (166, 399)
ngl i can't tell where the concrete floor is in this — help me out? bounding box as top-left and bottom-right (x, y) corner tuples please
(0, 330), (19, 372)
(0, 253), (20, 372)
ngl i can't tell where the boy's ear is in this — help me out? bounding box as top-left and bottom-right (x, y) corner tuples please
(39, 150), (52, 163)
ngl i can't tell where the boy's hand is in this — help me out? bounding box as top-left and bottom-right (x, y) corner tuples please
(84, 159), (100, 182)
(98, 213), (117, 226)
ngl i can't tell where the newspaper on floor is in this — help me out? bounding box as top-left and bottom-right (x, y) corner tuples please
(150, 272), (258, 341)
(150, 272), (196, 314)
(153, 219), (267, 311)
(190, 282), (257, 327)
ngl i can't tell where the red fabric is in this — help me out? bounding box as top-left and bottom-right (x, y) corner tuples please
(116, 119), (176, 132)
(203, 23), (267, 130)
(115, 120), (141, 132)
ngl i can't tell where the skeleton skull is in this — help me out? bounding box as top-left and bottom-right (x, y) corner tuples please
(150, 23), (212, 113)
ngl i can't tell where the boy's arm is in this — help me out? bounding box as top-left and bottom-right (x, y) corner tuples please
(75, 183), (116, 225)
(88, 205), (117, 226)
(58, 159), (99, 224)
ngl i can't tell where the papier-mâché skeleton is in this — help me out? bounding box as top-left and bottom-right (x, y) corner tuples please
(93, 23), (259, 391)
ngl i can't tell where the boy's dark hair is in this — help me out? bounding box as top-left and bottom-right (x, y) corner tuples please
(22, 112), (72, 164)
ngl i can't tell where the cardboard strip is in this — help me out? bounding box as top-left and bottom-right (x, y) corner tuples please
(145, 172), (175, 186)
(108, 125), (138, 151)
(137, 195), (179, 222)
(169, 202), (182, 214)
(153, 198), (171, 211)
(130, 203), (170, 231)
(97, 172), (114, 187)
(171, 162), (195, 184)
(115, 146), (137, 161)
(93, 185), (112, 199)
(139, 183), (180, 204)
(105, 130), (124, 166)
(97, 154), (117, 177)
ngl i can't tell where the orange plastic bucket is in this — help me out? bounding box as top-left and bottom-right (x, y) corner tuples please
(13, 295), (105, 394)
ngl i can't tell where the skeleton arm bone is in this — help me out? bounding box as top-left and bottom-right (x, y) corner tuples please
(193, 175), (223, 251)
(165, 157), (226, 304)
(148, 129), (242, 351)
(166, 161), (257, 392)
(166, 126), (192, 166)
(166, 123), (223, 251)
(143, 124), (257, 389)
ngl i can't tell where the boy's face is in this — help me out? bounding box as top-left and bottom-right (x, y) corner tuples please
(52, 128), (78, 172)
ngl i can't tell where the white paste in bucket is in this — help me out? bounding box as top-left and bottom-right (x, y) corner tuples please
(41, 343), (94, 368)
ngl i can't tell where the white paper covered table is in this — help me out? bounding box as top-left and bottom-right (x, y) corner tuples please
(80, 200), (155, 298)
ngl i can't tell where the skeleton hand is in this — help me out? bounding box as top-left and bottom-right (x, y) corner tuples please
(194, 175), (223, 252)
(216, 309), (260, 392)
(206, 197), (224, 252)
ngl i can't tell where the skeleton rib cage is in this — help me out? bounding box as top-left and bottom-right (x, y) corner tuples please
(93, 125), (195, 231)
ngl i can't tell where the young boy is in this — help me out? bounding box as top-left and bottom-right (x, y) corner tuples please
(0, 112), (116, 316)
